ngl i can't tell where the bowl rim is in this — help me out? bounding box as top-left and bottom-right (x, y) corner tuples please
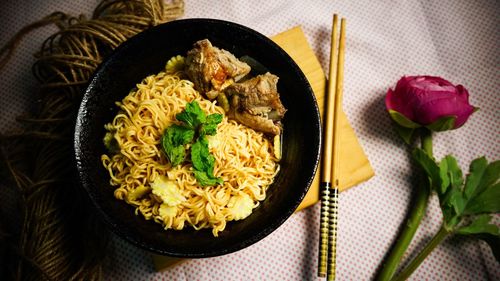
(74, 18), (322, 258)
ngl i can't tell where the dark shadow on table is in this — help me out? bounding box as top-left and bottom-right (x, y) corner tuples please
(358, 90), (428, 280)
(359, 90), (406, 148)
(298, 205), (319, 281)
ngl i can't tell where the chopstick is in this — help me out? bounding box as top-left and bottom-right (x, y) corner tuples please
(318, 14), (346, 281)
(328, 16), (346, 281)
(317, 14), (338, 278)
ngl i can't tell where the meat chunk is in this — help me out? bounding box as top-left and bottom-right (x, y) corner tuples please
(185, 39), (251, 100)
(225, 72), (287, 135)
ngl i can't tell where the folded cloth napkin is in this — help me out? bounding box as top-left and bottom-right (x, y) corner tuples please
(153, 26), (374, 271)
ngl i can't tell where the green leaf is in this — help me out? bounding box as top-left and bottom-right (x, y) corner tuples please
(200, 113), (223, 136)
(473, 160), (500, 199)
(443, 155), (463, 190)
(462, 159), (500, 215)
(176, 101), (206, 129)
(438, 158), (450, 195)
(437, 156), (465, 219)
(444, 215), (461, 229)
(425, 116), (456, 132)
(161, 125), (194, 166)
(441, 186), (465, 220)
(162, 140), (185, 166)
(389, 110), (421, 128)
(191, 136), (222, 186)
(456, 224), (500, 262)
(170, 124), (195, 146)
(412, 148), (441, 190)
(163, 102), (224, 186)
(463, 182), (500, 215)
(393, 124), (415, 144)
(193, 170), (224, 186)
(463, 157), (488, 200)
(191, 136), (210, 171)
(207, 113), (223, 124)
(449, 188), (467, 216)
(457, 214), (499, 235)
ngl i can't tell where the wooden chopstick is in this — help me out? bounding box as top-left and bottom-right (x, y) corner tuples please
(327, 16), (346, 281)
(318, 13), (339, 278)
(318, 14), (346, 281)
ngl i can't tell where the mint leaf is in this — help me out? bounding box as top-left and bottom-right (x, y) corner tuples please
(463, 182), (500, 215)
(169, 145), (186, 167)
(162, 136), (184, 167)
(456, 214), (499, 235)
(162, 102), (224, 186)
(170, 124), (195, 145)
(463, 157), (488, 200)
(207, 113), (223, 124)
(191, 136), (222, 186)
(191, 136), (210, 171)
(161, 125), (194, 166)
(194, 170), (224, 186)
(412, 148), (441, 190)
(200, 113), (223, 136)
(176, 101), (206, 129)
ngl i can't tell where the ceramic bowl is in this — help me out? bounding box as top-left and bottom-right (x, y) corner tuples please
(74, 18), (321, 258)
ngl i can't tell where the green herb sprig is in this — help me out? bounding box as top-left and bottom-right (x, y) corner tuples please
(161, 101), (223, 186)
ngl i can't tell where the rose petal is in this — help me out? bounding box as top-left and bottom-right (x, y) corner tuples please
(455, 85), (471, 102)
(386, 88), (414, 120)
(453, 103), (475, 128)
(421, 76), (454, 87)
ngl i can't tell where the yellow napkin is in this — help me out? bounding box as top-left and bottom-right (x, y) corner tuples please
(152, 26), (374, 271)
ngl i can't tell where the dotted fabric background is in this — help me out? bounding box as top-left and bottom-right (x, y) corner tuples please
(1, 0), (499, 280)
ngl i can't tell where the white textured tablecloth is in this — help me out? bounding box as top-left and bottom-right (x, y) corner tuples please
(1, 0), (499, 280)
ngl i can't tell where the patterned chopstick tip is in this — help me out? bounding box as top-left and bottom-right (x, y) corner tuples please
(327, 187), (339, 280)
(318, 182), (332, 276)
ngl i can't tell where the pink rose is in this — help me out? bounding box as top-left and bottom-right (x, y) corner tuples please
(385, 76), (476, 131)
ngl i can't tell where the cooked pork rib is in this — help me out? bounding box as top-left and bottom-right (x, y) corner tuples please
(225, 72), (287, 135)
(185, 39), (251, 100)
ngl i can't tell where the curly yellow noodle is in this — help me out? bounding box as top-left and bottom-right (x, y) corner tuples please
(101, 72), (279, 236)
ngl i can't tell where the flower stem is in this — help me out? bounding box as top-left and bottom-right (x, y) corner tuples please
(421, 128), (433, 156)
(392, 226), (450, 281)
(376, 129), (433, 281)
(376, 179), (430, 281)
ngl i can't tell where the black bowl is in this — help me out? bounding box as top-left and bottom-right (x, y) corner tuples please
(74, 18), (321, 258)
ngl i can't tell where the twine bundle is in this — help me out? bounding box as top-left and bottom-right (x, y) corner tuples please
(0, 1), (184, 280)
